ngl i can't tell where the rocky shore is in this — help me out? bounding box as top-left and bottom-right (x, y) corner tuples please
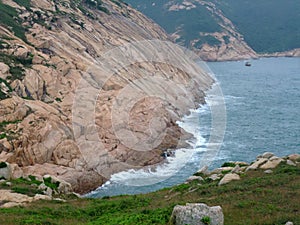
(0, 0), (213, 194)
(0, 152), (299, 210)
(185, 152), (300, 186)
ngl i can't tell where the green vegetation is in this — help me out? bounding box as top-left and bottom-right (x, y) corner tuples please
(12, 0), (31, 10)
(0, 120), (21, 139)
(0, 177), (43, 196)
(0, 2), (27, 42)
(0, 163), (299, 225)
(221, 162), (236, 167)
(125, 0), (221, 47)
(0, 161), (7, 168)
(124, 0), (300, 53)
(214, 0), (300, 53)
(194, 35), (222, 48)
(201, 215), (211, 225)
(70, 0), (110, 16)
(43, 177), (60, 191)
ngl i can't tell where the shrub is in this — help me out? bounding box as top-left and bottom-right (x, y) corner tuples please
(221, 162), (236, 167)
(0, 162), (7, 168)
(201, 215), (211, 225)
(43, 176), (60, 191)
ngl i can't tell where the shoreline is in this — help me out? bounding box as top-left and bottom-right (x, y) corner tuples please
(200, 48), (300, 62)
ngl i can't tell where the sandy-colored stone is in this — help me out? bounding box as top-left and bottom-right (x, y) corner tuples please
(260, 158), (283, 169)
(246, 158), (268, 171)
(0, 0), (214, 194)
(218, 173), (240, 186)
(186, 176), (204, 182)
(264, 169), (273, 174)
(288, 154), (300, 162)
(171, 203), (224, 225)
(286, 160), (296, 166)
(262, 152), (275, 159)
(0, 62), (10, 79)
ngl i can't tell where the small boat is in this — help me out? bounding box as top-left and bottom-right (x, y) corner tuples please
(245, 61), (251, 67)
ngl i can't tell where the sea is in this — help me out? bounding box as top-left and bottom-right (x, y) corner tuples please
(86, 57), (300, 198)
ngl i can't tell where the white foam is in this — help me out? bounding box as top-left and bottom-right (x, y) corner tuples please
(90, 84), (227, 193)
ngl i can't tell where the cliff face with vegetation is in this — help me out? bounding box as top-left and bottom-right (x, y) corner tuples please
(0, 0), (213, 193)
(125, 0), (300, 61)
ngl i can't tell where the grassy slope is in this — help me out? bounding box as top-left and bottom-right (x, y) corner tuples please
(0, 163), (299, 225)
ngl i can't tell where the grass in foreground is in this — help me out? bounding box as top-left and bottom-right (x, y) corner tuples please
(0, 163), (299, 225)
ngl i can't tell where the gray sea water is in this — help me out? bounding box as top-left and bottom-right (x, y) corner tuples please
(87, 57), (300, 198)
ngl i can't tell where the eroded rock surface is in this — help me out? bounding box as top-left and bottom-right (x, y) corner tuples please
(0, 0), (213, 193)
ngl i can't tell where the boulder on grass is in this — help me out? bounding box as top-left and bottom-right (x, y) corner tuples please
(170, 203), (224, 225)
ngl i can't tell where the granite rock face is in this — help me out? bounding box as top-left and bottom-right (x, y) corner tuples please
(171, 203), (224, 225)
(0, 0), (213, 193)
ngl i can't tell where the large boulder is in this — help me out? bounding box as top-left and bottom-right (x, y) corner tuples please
(0, 62), (10, 79)
(218, 173), (240, 186)
(246, 158), (268, 171)
(170, 203), (224, 225)
(288, 154), (300, 162)
(260, 157), (283, 169)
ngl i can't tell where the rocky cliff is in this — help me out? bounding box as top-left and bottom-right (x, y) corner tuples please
(124, 0), (258, 61)
(0, 0), (213, 193)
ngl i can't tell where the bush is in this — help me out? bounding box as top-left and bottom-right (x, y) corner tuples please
(0, 162), (7, 168)
(43, 177), (60, 191)
(201, 216), (211, 225)
(221, 162), (236, 167)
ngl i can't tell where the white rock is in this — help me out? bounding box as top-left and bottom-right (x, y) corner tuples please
(218, 173), (240, 186)
(260, 158), (283, 169)
(186, 176), (204, 182)
(246, 158), (268, 171)
(38, 183), (47, 190)
(264, 170), (273, 174)
(53, 198), (66, 202)
(0, 162), (11, 179)
(212, 167), (234, 174)
(14, 47), (29, 58)
(285, 222), (294, 225)
(171, 203), (224, 225)
(288, 154), (300, 161)
(269, 156), (280, 161)
(286, 160), (296, 166)
(234, 161), (249, 166)
(197, 165), (209, 175)
(34, 194), (52, 201)
(209, 174), (221, 181)
(43, 187), (53, 197)
(231, 165), (241, 173)
(262, 152), (275, 159)
(0, 62), (10, 79)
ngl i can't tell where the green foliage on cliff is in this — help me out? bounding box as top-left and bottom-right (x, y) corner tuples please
(0, 2), (27, 42)
(0, 163), (299, 225)
(124, 0), (300, 53)
(12, 0), (31, 9)
(214, 0), (300, 53)
(124, 0), (221, 47)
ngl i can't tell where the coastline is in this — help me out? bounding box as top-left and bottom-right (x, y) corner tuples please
(199, 48), (300, 62)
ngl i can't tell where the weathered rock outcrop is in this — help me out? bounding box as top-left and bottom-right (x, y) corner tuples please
(171, 203), (224, 225)
(0, 0), (213, 193)
(185, 152), (299, 187)
(167, 0), (258, 61)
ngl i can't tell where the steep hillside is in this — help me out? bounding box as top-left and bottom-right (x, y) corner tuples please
(0, 0), (213, 193)
(124, 0), (300, 60)
(214, 0), (300, 53)
(125, 0), (257, 61)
